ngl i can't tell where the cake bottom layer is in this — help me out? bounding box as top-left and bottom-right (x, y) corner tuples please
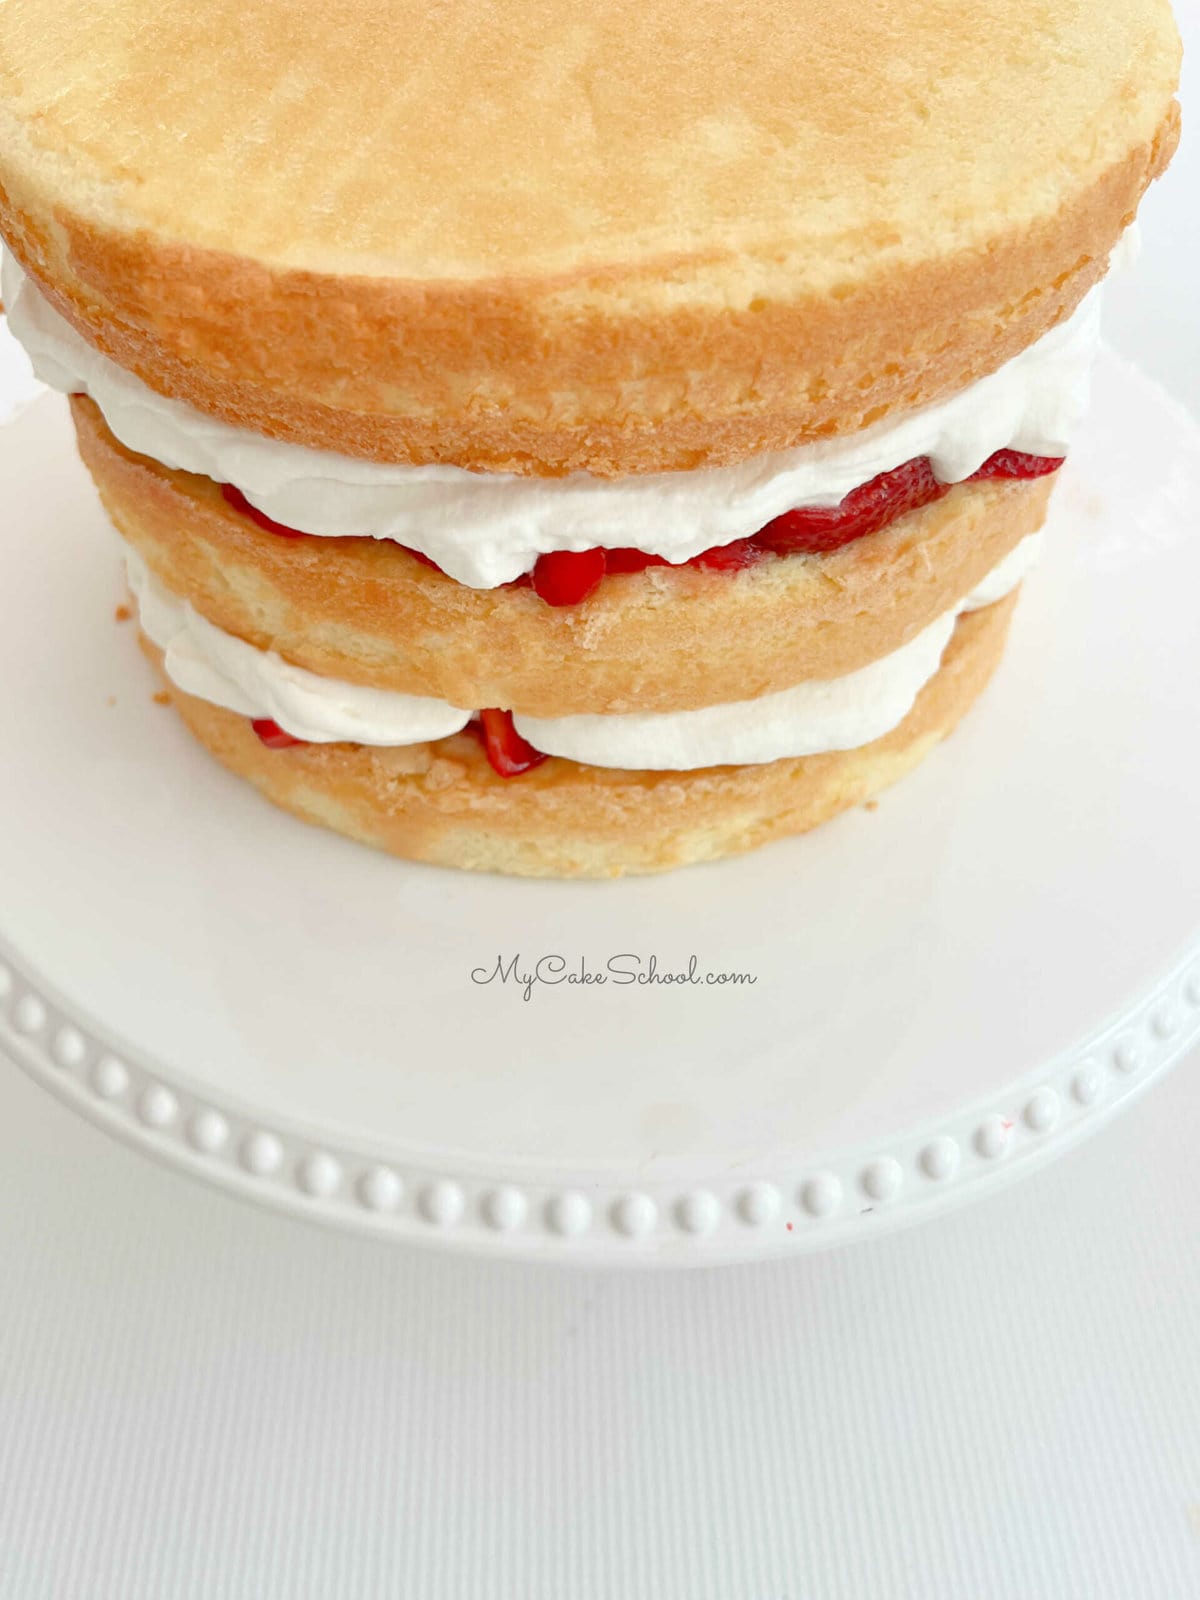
(139, 594), (1016, 879)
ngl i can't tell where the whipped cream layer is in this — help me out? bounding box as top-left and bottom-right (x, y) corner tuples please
(129, 551), (473, 746)
(5, 248), (1106, 589)
(129, 536), (1040, 770)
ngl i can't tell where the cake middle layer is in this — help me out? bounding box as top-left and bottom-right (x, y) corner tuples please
(124, 532), (1038, 772)
(74, 394), (1055, 716)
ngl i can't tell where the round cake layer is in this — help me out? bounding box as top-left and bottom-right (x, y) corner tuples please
(0, 0), (1179, 473)
(79, 396), (1051, 716)
(126, 539), (1030, 767)
(138, 597), (1016, 878)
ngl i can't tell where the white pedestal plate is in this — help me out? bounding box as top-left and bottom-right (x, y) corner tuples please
(1, 350), (1198, 1265)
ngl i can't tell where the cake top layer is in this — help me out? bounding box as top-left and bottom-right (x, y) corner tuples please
(0, 0), (1180, 286)
(0, 0), (1179, 474)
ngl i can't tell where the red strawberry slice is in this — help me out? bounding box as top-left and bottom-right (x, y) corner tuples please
(477, 709), (548, 777)
(221, 484), (309, 539)
(532, 547), (607, 605)
(604, 547), (673, 575)
(251, 718), (308, 750)
(689, 538), (764, 573)
(752, 457), (950, 557)
(968, 449), (1065, 481)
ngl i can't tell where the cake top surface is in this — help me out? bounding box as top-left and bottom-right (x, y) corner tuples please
(0, 0), (1181, 285)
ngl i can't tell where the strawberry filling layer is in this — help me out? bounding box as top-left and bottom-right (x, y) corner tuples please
(222, 449), (1062, 606)
(251, 706), (545, 779)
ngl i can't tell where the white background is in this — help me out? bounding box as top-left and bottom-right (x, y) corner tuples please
(1, 15), (1198, 1597)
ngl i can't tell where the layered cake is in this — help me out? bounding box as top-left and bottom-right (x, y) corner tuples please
(0, 0), (1181, 876)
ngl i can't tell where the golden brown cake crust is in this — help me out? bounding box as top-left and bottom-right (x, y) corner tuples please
(0, 0), (1181, 473)
(78, 395), (1050, 715)
(139, 596), (1016, 878)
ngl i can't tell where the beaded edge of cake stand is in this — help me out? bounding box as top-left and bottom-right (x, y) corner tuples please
(1, 936), (1197, 1264)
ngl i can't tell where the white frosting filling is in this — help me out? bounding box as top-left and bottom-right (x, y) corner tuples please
(129, 551), (472, 746)
(128, 535), (1040, 770)
(519, 539), (1041, 768)
(5, 250), (1103, 589)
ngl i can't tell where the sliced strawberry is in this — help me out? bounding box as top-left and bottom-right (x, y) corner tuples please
(221, 484), (309, 539)
(968, 449), (1065, 481)
(752, 457), (950, 557)
(689, 538), (765, 573)
(251, 718), (308, 750)
(604, 547), (673, 575)
(477, 709), (548, 777)
(531, 547), (607, 605)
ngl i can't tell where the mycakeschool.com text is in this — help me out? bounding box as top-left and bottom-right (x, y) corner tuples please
(470, 954), (758, 1002)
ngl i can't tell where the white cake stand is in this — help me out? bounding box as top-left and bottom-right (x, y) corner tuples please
(1, 347), (1198, 1265)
